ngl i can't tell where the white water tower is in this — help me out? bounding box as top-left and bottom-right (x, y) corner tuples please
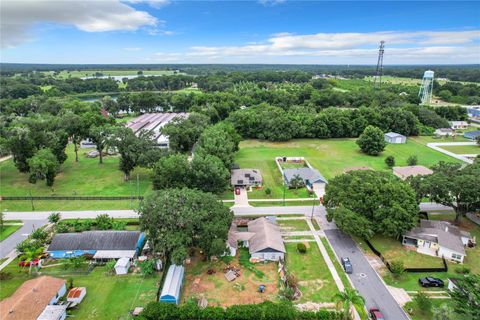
(419, 70), (434, 104)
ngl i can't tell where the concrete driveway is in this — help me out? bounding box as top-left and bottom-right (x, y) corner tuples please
(0, 219), (47, 259)
(325, 229), (409, 320)
(233, 187), (250, 207)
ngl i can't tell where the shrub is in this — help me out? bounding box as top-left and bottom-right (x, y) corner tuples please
(55, 223), (70, 233)
(356, 125), (386, 156)
(112, 220), (127, 230)
(455, 266), (471, 274)
(95, 214), (112, 230)
(390, 260), (405, 279)
(63, 256), (86, 270)
(414, 290), (432, 315)
(30, 228), (48, 242)
(407, 155), (418, 166)
(105, 260), (116, 274)
(265, 188), (272, 196)
(297, 243), (307, 254)
(385, 155), (395, 168)
(0, 271), (12, 280)
(48, 212), (61, 224)
(139, 259), (156, 276)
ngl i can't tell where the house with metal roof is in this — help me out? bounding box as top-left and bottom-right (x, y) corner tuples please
(37, 305), (68, 320)
(384, 132), (406, 144)
(402, 220), (473, 263)
(230, 169), (262, 187)
(159, 264), (185, 305)
(47, 231), (144, 260)
(227, 217), (286, 262)
(464, 130), (480, 140)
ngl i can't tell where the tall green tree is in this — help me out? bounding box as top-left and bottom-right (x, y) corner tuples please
(356, 125), (386, 156)
(138, 188), (233, 264)
(88, 124), (114, 164)
(190, 154), (230, 193)
(152, 154), (191, 189)
(28, 148), (60, 186)
(325, 170), (418, 239)
(450, 275), (480, 319)
(195, 123), (240, 169)
(409, 162), (480, 223)
(161, 113), (210, 153)
(332, 288), (365, 320)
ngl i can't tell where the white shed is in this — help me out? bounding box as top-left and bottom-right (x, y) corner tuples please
(67, 287), (87, 304)
(384, 132), (406, 144)
(115, 257), (131, 275)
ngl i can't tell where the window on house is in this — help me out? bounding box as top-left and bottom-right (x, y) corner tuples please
(452, 253), (462, 260)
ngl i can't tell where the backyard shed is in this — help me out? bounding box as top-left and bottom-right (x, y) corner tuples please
(115, 257), (131, 275)
(384, 132), (406, 144)
(67, 287), (87, 304)
(37, 305), (67, 320)
(159, 265), (185, 304)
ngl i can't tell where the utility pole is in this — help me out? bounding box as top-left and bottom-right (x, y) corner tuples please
(283, 181), (286, 206)
(29, 190), (35, 211)
(374, 40), (385, 87)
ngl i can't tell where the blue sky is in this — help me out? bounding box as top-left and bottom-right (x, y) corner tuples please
(1, 1), (479, 64)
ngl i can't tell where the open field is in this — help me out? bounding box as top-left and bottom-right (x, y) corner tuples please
(0, 144), (152, 197)
(182, 251), (279, 306)
(439, 144), (480, 154)
(0, 199), (137, 212)
(0, 260), (159, 319)
(277, 219), (310, 232)
(0, 224), (22, 241)
(236, 138), (460, 197)
(285, 242), (339, 303)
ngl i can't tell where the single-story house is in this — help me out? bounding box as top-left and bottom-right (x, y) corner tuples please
(231, 169), (262, 187)
(37, 305), (67, 320)
(67, 287), (86, 305)
(384, 132), (406, 144)
(0, 276), (66, 320)
(48, 231), (144, 260)
(283, 167), (327, 189)
(392, 165), (433, 180)
(402, 220), (472, 263)
(467, 106), (480, 118)
(464, 130), (480, 140)
(228, 217), (286, 262)
(434, 128), (454, 137)
(114, 257), (131, 275)
(159, 264), (185, 305)
(449, 121), (468, 130)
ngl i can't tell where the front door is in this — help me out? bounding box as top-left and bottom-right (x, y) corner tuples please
(423, 241), (430, 248)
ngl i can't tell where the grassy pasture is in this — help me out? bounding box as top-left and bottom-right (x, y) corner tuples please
(439, 144), (480, 154)
(41, 69), (185, 79)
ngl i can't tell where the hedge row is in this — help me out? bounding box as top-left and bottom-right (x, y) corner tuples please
(138, 301), (339, 320)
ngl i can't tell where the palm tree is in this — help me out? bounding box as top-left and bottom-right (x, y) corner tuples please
(332, 288), (365, 320)
(20, 246), (43, 275)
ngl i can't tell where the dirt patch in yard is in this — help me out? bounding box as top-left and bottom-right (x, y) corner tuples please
(182, 253), (279, 307)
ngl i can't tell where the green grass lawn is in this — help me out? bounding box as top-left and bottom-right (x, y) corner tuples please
(0, 144), (153, 197)
(0, 224), (22, 241)
(0, 199), (138, 212)
(0, 261), (159, 319)
(285, 242), (339, 303)
(277, 219), (310, 231)
(236, 138), (460, 196)
(439, 145), (480, 154)
(42, 69), (185, 79)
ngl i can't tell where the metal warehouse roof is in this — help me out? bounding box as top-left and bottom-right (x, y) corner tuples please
(48, 231), (141, 251)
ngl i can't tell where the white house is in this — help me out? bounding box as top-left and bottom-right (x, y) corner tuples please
(227, 217), (286, 262)
(384, 132), (406, 144)
(115, 257), (131, 275)
(402, 220), (473, 263)
(434, 128), (454, 137)
(449, 121), (468, 130)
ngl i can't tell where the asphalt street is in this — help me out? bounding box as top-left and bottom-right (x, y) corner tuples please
(325, 229), (409, 320)
(0, 219), (47, 258)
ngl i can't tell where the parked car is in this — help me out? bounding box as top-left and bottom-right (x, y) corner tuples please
(18, 258), (39, 267)
(369, 308), (385, 320)
(341, 257), (353, 274)
(419, 277), (445, 288)
(235, 187), (241, 195)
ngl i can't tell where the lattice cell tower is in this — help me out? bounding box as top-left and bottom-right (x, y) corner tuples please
(374, 40), (385, 87)
(419, 70), (435, 104)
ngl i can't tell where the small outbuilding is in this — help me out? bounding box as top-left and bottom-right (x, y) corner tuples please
(159, 265), (185, 305)
(464, 130), (480, 140)
(67, 287), (87, 305)
(115, 257), (131, 275)
(37, 305), (67, 320)
(384, 132), (406, 144)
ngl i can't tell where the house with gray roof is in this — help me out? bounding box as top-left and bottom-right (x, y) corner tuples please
(402, 219), (472, 263)
(384, 132), (406, 144)
(48, 231), (145, 260)
(464, 130), (480, 140)
(231, 169), (262, 187)
(227, 217), (285, 262)
(283, 167), (327, 189)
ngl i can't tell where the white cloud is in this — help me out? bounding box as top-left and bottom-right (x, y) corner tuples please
(124, 0), (170, 9)
(184, 30), (480, 64)
(0, 0), (159, 48)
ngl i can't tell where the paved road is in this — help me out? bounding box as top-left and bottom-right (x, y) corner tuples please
(232, 205), (323, 216)
(325, 229), (408, 320)
(0, 219), (47, 258)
